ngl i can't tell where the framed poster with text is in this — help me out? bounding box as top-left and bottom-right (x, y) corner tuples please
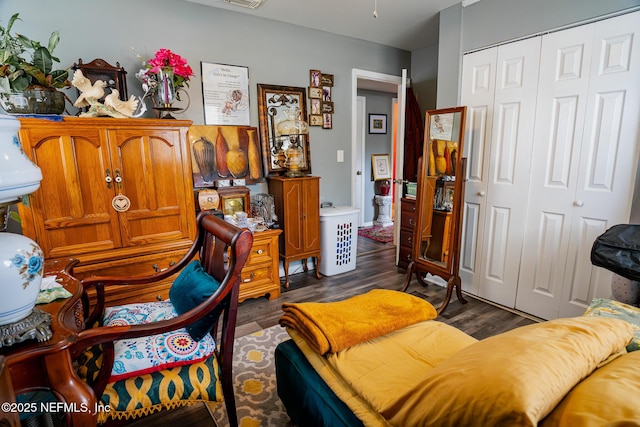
(201, 62), (250, 125)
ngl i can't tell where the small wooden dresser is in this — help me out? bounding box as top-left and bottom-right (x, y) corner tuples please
(238, 228), (282, 302)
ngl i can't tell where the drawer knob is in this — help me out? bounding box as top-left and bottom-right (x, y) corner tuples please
(408, 237), (412, 243)
(156, 295), (163, 301)
(409, 219), (415, 226)
(243, 272), (255, 283)
(256, 249), (264, 255)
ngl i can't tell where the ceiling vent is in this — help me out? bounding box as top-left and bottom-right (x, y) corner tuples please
(222, 0), (266, 9)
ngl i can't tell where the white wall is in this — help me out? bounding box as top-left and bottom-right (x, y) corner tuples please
(1, 0), (411, 207)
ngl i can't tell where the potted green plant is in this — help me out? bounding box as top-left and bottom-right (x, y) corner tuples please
(0, 13), (70, 114)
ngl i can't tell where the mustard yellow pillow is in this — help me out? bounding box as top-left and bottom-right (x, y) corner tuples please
(383, 317), (634, 427)
(541, 350), (640, 427)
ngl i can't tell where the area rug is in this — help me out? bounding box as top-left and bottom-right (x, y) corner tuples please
(358, 225), (394, 243)
(212, 325), (293, 427)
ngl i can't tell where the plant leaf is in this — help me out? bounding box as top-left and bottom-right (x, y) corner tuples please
(31, 46), (52, 76)
(47, 31), (60, 53)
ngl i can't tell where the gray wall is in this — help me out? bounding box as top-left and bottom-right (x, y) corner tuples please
(1, 0), (411, 207)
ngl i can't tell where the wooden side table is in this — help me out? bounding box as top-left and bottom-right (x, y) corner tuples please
(0, 258), (97, 426)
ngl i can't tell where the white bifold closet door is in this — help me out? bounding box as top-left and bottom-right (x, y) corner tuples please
(516, 11), (640, 319)
(460, 37), (541, 307)
(460, 10), (640, 319)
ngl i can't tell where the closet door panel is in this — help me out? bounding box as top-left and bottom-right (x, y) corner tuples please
(514, 24), (594, 319)
(559, 11), (640, 317)
(476, 37), (541, 307)
(460, 48), (497, 295)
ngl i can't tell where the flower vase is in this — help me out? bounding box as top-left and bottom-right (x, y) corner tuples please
(154, 66), (178, 119)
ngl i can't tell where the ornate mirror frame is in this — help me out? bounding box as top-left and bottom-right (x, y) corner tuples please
(401, 106), (468, 314)
(257, 84), (312, 176)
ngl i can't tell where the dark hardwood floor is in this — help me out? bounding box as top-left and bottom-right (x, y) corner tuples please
(235, 234), (539, 339)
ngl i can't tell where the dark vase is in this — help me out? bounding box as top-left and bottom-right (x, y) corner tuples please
(0, 88), (66, 115)
(379, 180), (391, 196)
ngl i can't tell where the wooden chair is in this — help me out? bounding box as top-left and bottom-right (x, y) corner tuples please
(71, 211), (253, 426)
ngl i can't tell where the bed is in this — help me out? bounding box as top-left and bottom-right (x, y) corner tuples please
(275, 290), (640, 427)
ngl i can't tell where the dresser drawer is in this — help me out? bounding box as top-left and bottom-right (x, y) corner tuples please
(400, 229), (414, 249)
(246, 239), (275, 266)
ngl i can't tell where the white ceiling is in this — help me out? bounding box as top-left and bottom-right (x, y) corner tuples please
(184, 0), (467, 51)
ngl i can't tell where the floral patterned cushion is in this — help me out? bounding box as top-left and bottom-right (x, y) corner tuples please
(103, 301), (217, 382)
(583, 297), (640, 352)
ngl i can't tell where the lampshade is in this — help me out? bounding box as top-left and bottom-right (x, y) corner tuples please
(276, 106), (309, 137)
(0, 114), (42, 204)
(0, 114), (45, 327)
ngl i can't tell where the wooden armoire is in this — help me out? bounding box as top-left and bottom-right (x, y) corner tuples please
(268, 176), (321, 288)
(17, 117), (196, 304)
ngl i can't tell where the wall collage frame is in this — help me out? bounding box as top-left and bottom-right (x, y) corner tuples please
(309, 69), (333, 129)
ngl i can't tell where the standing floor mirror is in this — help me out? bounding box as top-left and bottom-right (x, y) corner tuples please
(401, 106), (468, 314)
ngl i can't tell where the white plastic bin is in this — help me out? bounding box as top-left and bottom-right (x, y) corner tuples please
(319, 206), (360, 276)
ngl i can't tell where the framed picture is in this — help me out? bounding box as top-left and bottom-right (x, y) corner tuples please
(321, 101), (334, 114)
(201, 62), (250, 125)
(320, 73), (334, 86)
(310, 69), (321, 87)
(188, 125), (264, 187)
(372, 153), (391, 181)
(217, 186), (251, 217)
(310, 98), (321, 115)
(322, 86), (332, 102)
(322, 113), (333, 129)
(257, 84), (312, 176)
(369, 114), (387, 134)
(309, 115), (323, 126)
(309, 87), (322, 99)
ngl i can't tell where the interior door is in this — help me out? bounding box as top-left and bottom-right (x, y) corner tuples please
(354, 96), (366, 226)
(393, 68), (408, 264)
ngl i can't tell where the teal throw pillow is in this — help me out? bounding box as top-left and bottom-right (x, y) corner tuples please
(169, 260), (221, 341)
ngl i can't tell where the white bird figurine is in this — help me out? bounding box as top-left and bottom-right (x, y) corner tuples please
(72, 69), (107, 108)
(104, 89), (139, 117)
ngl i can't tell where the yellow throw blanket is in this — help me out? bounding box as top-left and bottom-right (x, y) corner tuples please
(279, 289), (438, 354)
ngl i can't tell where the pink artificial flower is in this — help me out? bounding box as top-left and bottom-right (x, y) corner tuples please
(146, 49), (194, 84)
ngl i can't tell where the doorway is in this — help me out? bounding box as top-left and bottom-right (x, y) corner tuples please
(351, 69), (407, 261)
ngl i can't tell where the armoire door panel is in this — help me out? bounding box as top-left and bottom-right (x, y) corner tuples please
(283, 181), (304, 253)
(301, 178), (321, 252)
(21, 129), (121, 258)
(110, 130), (193, 246)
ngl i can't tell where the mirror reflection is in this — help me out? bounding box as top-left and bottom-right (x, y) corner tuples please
(418, 111), (463, 268)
